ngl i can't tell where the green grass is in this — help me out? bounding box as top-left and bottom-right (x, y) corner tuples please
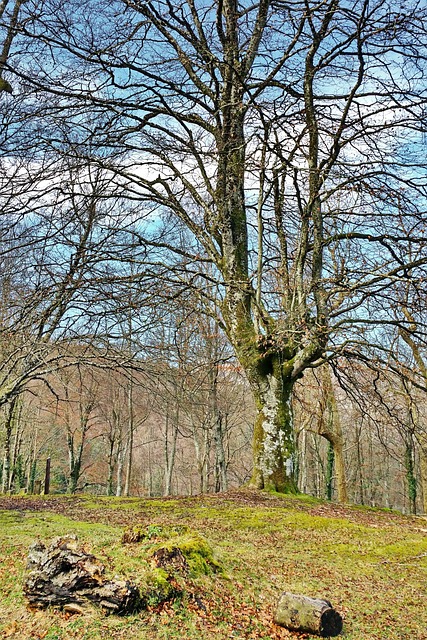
(0, 490), (426, 639)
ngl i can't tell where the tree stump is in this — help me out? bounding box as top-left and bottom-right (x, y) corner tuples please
(24, 536), (139, 615)
(152, 546), (189, 575)
(274, 592), (343, 637)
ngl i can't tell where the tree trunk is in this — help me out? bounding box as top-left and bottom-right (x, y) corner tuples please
(419, 440), (427, 514)
(201, 427), (210, 493)
(107, 438), (115, 496)
(325, 442), (334, 500)
(68, 438), (84, 495)
(2, 397), (18, 493)
(214, 412), (228, 493)
(192, 417), (208, 494)
(404, 440), (417, 515)
(250, 363), (296, 492)
(298, 428), (308, 494)
(316, 366), (348, 503)
(274, 592), (343, 637)
(334, 434), (347, 504)
(10, 401), (23, 492)
(355, 422), (365, 505)
(124, 378), (134, 497)
(27, 427), (38, 494)
(164, 409), (178, 497)
(116, 444), (125, 497)
(28, 459), (37, 495)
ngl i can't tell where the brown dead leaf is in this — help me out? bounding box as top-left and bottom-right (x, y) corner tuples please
(3, 621), (19, 638)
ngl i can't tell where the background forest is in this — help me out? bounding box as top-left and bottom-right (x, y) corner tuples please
(1, 0), (427, 514)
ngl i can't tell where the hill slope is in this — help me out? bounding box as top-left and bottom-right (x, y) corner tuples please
(0, 490), (426, 639)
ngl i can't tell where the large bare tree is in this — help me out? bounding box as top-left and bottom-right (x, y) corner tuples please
(5, 0), (427, 490)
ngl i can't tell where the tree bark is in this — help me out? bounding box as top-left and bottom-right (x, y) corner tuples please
(164, 408), (178, 496)
(404, 440), (417, 515)
(419, 439), (427, 514)
(107, 437), (115, 496)
(214, 412), (228, 493)
(116, 444), (125, 497)
(316, 366), (348, 503)
(274, 592), (343, 637)
(24, 536), (139, 614)
(249, 361), (296, 492)
(1, 397), (18, 493)
(124, 376), (134, 497)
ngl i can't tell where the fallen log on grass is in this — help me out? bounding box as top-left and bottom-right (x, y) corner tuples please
(24, 536), (139, 615)
(274, 592), (343, 637)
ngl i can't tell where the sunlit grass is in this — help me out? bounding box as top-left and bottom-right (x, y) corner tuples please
(0, 490), (426, 639)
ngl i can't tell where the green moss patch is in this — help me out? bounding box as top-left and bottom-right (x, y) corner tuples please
(1, 490), (427, 639)
(122, 523), (224, 579)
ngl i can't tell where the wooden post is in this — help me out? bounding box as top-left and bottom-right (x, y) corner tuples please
(44, 458), (51, 495)
(274, 592), (343, 637)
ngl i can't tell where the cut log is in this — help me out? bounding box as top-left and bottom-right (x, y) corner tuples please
(24, 536), (139, 615)
(274, 592), (343, 637)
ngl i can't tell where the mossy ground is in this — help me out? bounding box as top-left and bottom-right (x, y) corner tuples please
(0, 490), (426, 639)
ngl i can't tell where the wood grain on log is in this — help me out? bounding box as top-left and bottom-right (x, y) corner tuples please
(24, 536), (139, 615)
(274, 591), (343, 637)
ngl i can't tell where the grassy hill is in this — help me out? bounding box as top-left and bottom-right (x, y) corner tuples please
(0, 490), (426, 639)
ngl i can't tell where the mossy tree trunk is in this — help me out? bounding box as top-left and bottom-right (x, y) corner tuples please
(245, 354), (296, 492)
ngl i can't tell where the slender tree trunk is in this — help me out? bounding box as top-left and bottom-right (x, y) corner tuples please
(192, 421), (204, 493)
(67, 428), (85, 495)
(298, 428), (307, 494)
(316, 366), (348, 503)
(164, 408), (178, 497)
(9, 400), (23, 491)
(202, 427), (210, 492)
(26, 426), (38, 494)
(404, 439), (417, 515)
(68, 441), (84, 494)
(107, 438), (115, 496)
(214, 413), (228, 493)
(124, 307), (134, 497)
(356, 423), (364, 505)
(208, 361), (228, 493)
(124, 376), (134, 497)
(2, 397), (17, 493)
(116, 444), (125, 497)
(333, 434), (347, 504)
(383, 452), (391, 509)
(313, 434), (321, 497)
(325, 442), (334, 500)
(419, 440), (427, 514)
